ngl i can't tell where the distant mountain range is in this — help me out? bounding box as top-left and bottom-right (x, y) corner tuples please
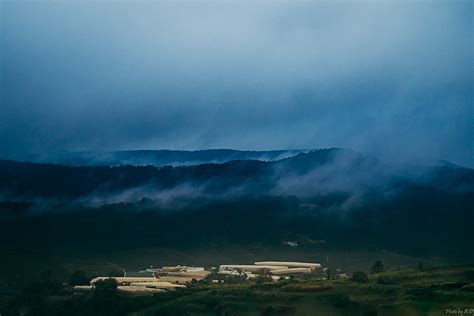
(16, 149), (310, 167)
(0, 148), (472, 203)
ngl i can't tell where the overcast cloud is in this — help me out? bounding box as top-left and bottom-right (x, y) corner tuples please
(0, 1), (472, 166)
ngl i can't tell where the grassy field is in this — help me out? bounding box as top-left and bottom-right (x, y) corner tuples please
(1, 262), (473, 316)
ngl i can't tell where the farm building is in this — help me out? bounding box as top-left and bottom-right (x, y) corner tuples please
(218, 261), (321, 278)
(75, 261), (323, 295)
(254, 261), (321, 271)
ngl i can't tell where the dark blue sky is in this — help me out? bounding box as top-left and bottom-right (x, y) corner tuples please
(1, 1), (472, 166)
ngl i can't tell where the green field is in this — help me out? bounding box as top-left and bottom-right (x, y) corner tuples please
(1, 260), (473, 316)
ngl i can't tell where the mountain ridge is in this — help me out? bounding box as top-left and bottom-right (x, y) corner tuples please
(11, 148), (313, 167)
(0, 148), (472, 203)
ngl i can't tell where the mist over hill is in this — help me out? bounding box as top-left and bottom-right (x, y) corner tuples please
(0, 148), (472, 205)
(0, 149), (474, 207)
(0, 148), (473, 271)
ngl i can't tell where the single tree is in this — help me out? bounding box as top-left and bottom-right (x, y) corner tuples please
(371, 260), (385, 274)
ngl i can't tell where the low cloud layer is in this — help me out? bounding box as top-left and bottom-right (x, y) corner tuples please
(3, 149), (472, 213)
(1, 1), (472, 166)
